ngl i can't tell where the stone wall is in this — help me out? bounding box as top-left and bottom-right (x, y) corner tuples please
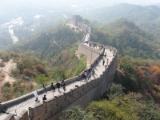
(4, 47), (116, 120)
(78, 43), (101, 64)
(2, 16), (117, 120)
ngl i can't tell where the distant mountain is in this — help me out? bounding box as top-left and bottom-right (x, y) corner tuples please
(91, 3), (160, 21)
(91, 19), (160, 59)
(86, 3), (160, 37)
(0, 4), (75, 51)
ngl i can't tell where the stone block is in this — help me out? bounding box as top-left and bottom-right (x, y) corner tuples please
(89, 81), (94, 90)
(86, 81), (91, 90)
(49, 98), (57, 116)
(76, 86), (81, 98)
(92, 80), (97, 87)
(90, 80), (94, 89)
(29, 107), (35, 120)
(72, 88), (79, 99)
(64, 90), (74, 104)
(83, 83), (89, 93)
(95, 78), (100, 85)
(42, 101), (48, 119)
(18, 110), (29, 120)
(28, 103), (44, 120)
(78, 85), (84, 96)
(4, 114), (15, 120)
(70, 88), (77, 100)
(56, 95), (65, 109)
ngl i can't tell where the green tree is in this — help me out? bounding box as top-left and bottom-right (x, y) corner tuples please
(35, 74), (47, 84)
(107, 83), (125, 100)
(60, 106), (94, 120)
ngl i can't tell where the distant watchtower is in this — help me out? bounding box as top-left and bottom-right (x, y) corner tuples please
(66, 15), (88, 33)
(72, 15), (83, 26)
(67, 15), (83, 26)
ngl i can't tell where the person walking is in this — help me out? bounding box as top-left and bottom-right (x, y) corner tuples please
(34, 90), (40, 103)
(51, 82), (55, 91)
(42, 83), (47, 93)
(42, 95), (47, 101)
(92, 69), (95, 76)
(56, 82), (61, 90)
(105, 59), (109, 67)
(103, 59), (105, 66)
(88, 73), (91, 80)
(106, 59), (109, 65)
(61, 80), (66, 91)
(80, 70), (87, 78)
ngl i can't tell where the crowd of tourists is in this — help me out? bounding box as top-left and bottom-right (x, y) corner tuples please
(34, 79), (66, 103)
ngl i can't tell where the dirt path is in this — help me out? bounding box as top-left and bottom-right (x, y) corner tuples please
(0, 59), (17, 86)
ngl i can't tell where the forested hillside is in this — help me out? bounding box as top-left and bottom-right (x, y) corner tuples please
(91, 19), (160, 59)
(0, 48), (86, 101)
(12, 25), (83, 60)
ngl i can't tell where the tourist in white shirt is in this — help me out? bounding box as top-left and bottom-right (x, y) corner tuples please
(34, 90), (40, 103)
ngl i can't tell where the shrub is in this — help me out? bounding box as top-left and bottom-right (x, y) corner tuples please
(11, 69), (20, 77)
(4, 82), (11, 87)
(23, 69), (32, 77)
(35, 74), (47, 84)
(36, 64), (45, 74)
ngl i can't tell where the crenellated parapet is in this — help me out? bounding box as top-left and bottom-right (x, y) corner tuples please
(1, 16), (117, 120)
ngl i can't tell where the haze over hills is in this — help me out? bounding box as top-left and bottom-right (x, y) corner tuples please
(0, 3), (76, 51)
(85, 3), (160, 37)
(1, 3), (160, 51)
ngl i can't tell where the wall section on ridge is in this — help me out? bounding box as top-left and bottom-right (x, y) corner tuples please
(46, 44), (117, 119)
(48, 53), (117, 120)
(3, 16), (117, 120)
(5, 47), (116, 120)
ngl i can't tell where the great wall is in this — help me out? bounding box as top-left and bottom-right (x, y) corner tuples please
(0, 15), (117, 120)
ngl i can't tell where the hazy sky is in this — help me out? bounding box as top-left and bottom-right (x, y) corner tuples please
(1, 0), (160, 6)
